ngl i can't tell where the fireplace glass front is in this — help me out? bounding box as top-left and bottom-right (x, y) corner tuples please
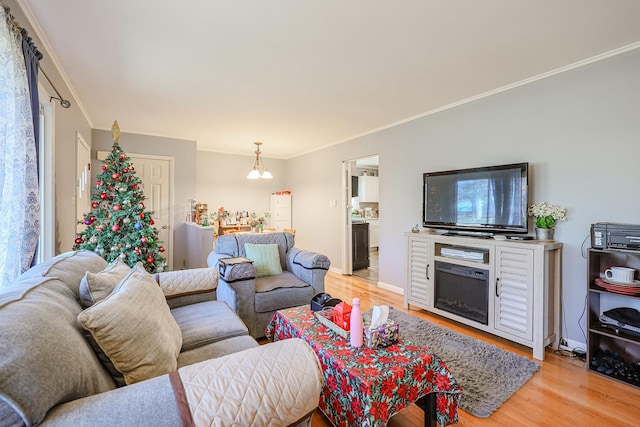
(434, 261), (489, 325)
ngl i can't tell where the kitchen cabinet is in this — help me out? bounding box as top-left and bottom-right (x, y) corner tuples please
(352, 222), (370, 270)
(404, 231), (561, 360)
(358, 176), (378, 202)
(587, 248), (640, 389)
(270, 194), (292, 230)
(185, 222), (215, 268)
(368, 219), (379, 249)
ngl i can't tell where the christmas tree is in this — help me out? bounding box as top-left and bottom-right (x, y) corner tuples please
(73, 121), (167, 273)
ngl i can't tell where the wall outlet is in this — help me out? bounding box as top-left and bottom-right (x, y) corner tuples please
(559, 337), (568, 347)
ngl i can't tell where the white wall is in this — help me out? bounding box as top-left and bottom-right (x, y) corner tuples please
(286, 47), (640, 346)
(195, 151), (287, 221)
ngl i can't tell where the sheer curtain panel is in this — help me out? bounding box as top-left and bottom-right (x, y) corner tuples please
(0, 6), (41, 288)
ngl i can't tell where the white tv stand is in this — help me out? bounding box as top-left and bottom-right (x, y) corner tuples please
(404, 231), (562, 360)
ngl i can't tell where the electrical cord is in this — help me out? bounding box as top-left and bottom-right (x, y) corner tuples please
(580, 233), (590, 258)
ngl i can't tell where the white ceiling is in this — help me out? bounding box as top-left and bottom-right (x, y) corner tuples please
(20, 0), (640, 159)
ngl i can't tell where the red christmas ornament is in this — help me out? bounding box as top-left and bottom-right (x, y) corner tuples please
(91, 202), (99, 208)
(125, 179), (130, 183)
(97, 227), (104, 232)
(101, 165), (107, 171)
(120, 155), (125, 160)
(112, 173), (120, 180)
(134, 249), (141, 255)
(111, 224), (120, 232)
(90, 216), (96, 221)
(138, 213), (145, 219)
(113, 205), (121, 211)
(100, 193), (107, 199)
(146, 257), (154, 264)
(159, 246), (166, 252)
(150, 219), (155, 225)
(75, 238), (83, 244)
(141, 237), (148, 243)
(140, 202), (145, 208)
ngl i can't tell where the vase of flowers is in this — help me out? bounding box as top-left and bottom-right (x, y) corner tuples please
(528, 202), (567, 240)
(218, 207), (229, 227)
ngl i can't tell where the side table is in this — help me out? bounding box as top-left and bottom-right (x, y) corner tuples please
(266, 306), (462, 427)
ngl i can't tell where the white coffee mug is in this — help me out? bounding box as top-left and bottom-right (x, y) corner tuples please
(604, 266), (635, 283)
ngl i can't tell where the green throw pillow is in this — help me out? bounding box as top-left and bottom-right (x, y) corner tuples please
(244, 243), (283, 277)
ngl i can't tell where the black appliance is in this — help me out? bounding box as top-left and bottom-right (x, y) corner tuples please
(591, 222), (640, 251)
(351, 175), (359, 197)
(352, 221), (369, 270)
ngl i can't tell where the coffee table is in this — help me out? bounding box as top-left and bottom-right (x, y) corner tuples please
(266, 306), (462, 427)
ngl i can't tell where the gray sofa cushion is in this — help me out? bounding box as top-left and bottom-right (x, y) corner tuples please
(0, 277), (116, 426)
(255, 271), (309, 293)
(19, 250), (108, 296)
(254, 284), (314, 313)
(177, 335), (259, 368)
(171, 300), (249, 351)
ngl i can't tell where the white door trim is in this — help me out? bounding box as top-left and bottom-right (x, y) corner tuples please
(341, 160), (355, 275)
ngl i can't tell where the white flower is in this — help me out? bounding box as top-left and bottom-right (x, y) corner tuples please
(528, 202), (567, 221)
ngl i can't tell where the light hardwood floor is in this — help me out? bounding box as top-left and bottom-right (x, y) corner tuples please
(309, 271), (640, 426)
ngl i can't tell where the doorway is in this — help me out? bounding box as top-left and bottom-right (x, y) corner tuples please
(342, 155), (379, 285)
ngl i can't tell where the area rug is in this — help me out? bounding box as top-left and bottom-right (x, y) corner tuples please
(380, 308), (540, 418)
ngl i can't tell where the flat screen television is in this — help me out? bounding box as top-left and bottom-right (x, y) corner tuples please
(423, 162), (529, 235)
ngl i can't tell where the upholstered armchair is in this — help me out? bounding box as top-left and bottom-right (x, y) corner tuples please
(207, 232), (331, 338)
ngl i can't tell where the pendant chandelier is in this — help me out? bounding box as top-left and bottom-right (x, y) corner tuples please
(247, 142), (273, 179)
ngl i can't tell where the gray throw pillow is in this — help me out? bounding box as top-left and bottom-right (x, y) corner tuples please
(78, 263), (182, 385)
(79, 257), (131, 307)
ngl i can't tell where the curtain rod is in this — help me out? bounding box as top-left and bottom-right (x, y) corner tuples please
(2, 3), (71, 109)
(39, 67), (71, 108)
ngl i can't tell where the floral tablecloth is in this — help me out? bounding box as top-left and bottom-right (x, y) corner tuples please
(266, 306), (462, 426)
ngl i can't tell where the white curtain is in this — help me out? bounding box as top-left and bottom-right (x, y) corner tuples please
(0, 7), (40, 288)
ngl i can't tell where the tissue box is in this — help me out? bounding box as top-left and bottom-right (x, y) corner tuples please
(333, 302), (352, 331)
(364, 322), (399, 348)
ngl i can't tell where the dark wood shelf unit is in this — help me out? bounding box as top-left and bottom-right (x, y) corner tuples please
(587, 248), (640, 390)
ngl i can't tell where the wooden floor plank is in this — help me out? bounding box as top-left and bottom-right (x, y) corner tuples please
(308, 271), (640, 426)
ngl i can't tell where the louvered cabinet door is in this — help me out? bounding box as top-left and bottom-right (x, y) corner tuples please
(405, 235), (433, 309)
(494, 246), (534, 341)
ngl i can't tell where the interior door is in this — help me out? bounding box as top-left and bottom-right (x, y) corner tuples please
(75, 132), (91, 235)
(130, 155), (173, 270)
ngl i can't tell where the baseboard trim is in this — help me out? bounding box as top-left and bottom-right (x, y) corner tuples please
(378, 281), (404, 295)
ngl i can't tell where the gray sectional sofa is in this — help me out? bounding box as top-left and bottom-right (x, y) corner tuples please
(0, 250), (323, 426)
